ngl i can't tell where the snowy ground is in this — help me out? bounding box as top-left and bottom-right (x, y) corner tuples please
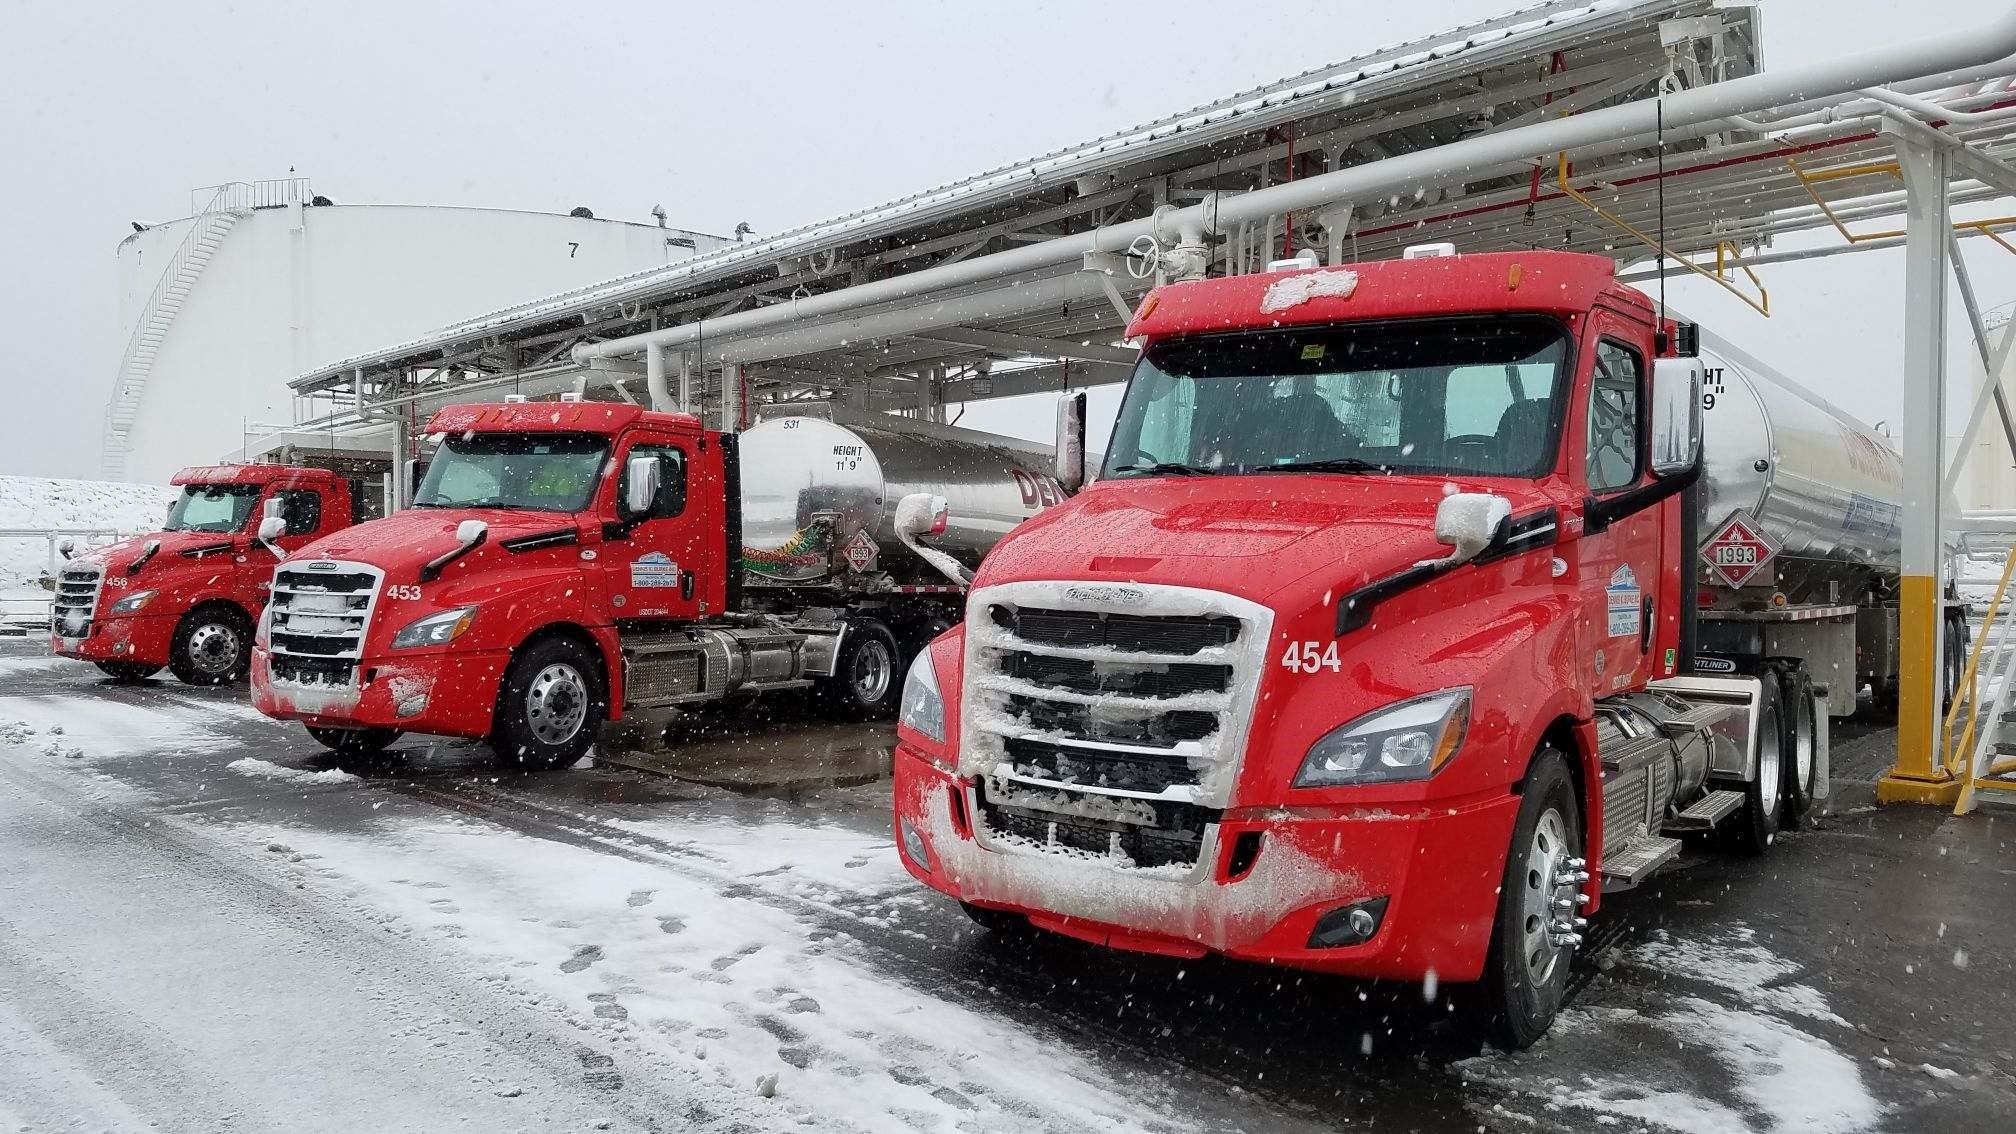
(0, 640), (2009, 1133)
(0, 475), (174, 627)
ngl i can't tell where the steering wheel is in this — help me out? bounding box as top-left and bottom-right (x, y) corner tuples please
(1443, 434), (1498, 469)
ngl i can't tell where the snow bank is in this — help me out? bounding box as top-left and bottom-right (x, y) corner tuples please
(226, 758), (361, 786)
(0, 475), (174, 586)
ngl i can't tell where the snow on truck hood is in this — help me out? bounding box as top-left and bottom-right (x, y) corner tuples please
(77, 529), (248, 573)
(293, 508), (570, 565)
(979, 475), (1556, 604)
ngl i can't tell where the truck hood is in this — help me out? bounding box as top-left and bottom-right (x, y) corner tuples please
(77, 529), (245, 577)
(976, 475), (1558, 605)
(293, 508), (576, 573)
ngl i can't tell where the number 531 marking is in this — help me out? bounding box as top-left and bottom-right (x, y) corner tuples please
(1280, 640), (1341, 674)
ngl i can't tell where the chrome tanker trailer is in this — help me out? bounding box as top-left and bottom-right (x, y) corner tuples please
(1690, 328), (1949, 717)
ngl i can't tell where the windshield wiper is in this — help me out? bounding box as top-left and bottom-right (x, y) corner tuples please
(1109, 462), (1214, 477)
(1252, 457), (1385, 474)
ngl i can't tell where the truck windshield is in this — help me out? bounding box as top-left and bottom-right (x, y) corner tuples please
(414, 433), (608, 513)
(163, 484), (261, 533)
(1105, 315), (1570, 479)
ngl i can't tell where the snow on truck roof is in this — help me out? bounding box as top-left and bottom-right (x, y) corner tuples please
(423, 402), (702, 437)
(1126, 251), (1634, 339)
(292, 0), (1736, 395)
(170, 464), (345, 487)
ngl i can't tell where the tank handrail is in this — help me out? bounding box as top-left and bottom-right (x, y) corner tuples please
(1943, 541), (2016, 772)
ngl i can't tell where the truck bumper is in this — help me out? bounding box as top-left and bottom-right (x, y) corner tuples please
(50, 614), (177, 668)
(250, 646), (508, 740)
(893, 742), (1520, 982)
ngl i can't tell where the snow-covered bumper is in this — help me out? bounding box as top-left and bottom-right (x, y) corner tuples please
(50, 613), (177, 667)
(250, 645), (508, 739)
(894, 742), (1520, 981)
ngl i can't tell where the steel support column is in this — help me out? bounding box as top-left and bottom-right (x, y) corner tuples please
(1880, 125), (1964, 805)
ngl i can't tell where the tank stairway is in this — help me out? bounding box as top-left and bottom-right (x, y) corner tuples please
(1946, 539), (2016, 814)
(98, 185), (261, 480)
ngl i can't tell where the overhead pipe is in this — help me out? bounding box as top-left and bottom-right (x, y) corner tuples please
(575, 11), (2016, 367)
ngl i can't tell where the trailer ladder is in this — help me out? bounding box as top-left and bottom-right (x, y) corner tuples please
(1944, 539), (2016, 814)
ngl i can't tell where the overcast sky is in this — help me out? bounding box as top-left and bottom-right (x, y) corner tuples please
(3, 0), (2012, 479)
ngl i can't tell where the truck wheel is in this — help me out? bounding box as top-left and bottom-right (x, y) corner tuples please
(307, 726), (402, 756)
(1775, 666), (1819, 828)
(94, 661), (162, 682)
(818, 620), (901, 720)
(1728, 676), (1783, 855)
(1472, 748), (1584, 1051)
(168, 606), (252, 686)
(491, 636), (606, 770)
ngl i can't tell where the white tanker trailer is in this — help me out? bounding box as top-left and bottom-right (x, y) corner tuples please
(1689, 328), (1958, 717)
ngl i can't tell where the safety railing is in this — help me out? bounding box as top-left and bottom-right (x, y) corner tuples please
(187, 178), (312, 214)
(1943, 538), (2016, 813)
(1555, 152), (1771, 315)
(1785, 155), (2016, 253)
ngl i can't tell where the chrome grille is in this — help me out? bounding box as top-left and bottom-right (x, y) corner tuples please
(51, 566), (103, 638)
(267, 561), (382, 687)
(961, 584), (1273, 872)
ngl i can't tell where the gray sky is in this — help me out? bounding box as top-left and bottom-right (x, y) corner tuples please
(3, 0), (2010, 479)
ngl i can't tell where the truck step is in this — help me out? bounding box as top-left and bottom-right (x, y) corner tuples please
(1600, 835), (1682, 889)
(1663, 789), (1747, 833)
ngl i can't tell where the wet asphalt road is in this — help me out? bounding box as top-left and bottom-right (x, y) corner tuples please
(1, 636), (2011, 1132)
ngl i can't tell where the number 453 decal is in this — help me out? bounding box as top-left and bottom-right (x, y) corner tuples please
(1280, 640), (1342, 674)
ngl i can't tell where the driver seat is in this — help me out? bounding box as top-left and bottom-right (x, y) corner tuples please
(1491, 399), (1554, 475)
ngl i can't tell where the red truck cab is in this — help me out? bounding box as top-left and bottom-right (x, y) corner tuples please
(893, 251), (1710, 1047)
(250, 401), (731, 763)
(51, 465), (355, 685)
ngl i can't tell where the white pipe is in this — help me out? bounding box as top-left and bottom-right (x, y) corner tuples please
(644, 342), (669, 412)
(572, 14), (2016, 368)
(1860, 84), (2016, 125)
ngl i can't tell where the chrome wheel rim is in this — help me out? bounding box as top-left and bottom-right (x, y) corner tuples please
(188, 621), (242, 675)
(1757, 707), (1782, 815)
(525, 663), (589, 746)
(853, 640), (893, 704)
(1520, 807), (1578, 986)
(1793, 698), (1815, 795)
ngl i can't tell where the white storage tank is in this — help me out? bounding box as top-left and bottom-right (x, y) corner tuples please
(105, 180), (729, 484)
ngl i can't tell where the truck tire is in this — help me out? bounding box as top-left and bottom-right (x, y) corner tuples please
(168, 605), (252, 686)
(818, 619), (901, 720)
(1472, 747), (1584, 1051)
(94, 661), (162, 682)
(490, 635), (607, 770)
(1728, 675), (1783, 855)
(307, 725), (402, 757)
(1774, 665), (1819, 828)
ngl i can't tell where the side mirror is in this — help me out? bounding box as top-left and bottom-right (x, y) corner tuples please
(257, 516), (288, 542)
(895, 492), (950, 537)
(624, 455), (662, 517)
(455, 518), (488, 546)
(404, 458), (424, 505)
(1429, 492), (1512, 566)
(1650, 357), (1705, 478)
(1054, 392), (1087, 494)
(58, 539), (74, 560)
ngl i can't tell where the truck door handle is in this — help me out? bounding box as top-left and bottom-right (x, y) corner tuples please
(1641, 594), (1654, 653)
(681, 571), (695, 601)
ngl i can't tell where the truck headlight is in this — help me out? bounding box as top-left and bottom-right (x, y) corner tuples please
(107, 589), (157, 615)
(899, 647), (946, 743)
(1294, 688), (1471, 787)
(390, 606), (476, 650)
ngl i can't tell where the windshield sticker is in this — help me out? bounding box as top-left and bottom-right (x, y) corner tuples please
(630, 551), (680, 588)
(1607, 565), (1642, 638)
(1299, 343), (1326, 360)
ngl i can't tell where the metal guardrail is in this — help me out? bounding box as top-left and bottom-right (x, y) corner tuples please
(187, 178), (312, 214)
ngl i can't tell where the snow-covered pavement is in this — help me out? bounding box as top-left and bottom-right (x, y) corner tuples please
(0, 639), (2009, 1132)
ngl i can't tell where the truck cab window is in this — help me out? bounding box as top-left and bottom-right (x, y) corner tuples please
(164, 484), (261, 533)
(413, 433), (608, 513)
(274, 489), (322, 536)
(1587, 340), (1643, 492)
(1105, 316), (1569, 478)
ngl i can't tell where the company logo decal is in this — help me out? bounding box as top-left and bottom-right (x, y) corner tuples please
(1063, 584), (1147, 607)
(630, 551), (680, 589)
(1607, 565), (1642, 639)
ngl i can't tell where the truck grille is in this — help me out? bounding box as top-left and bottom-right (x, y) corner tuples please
(52, 566), (103, 637)
(961, 584), (1273, 872)
(267, 562), (381, 687)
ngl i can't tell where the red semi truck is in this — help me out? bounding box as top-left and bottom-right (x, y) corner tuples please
(248, 400), (1067, 761)
(50, 465), (355, 685)
(890, 249), (1831, 1048)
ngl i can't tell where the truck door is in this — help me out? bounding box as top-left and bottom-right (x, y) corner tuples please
(600, 434), (714, 622)
(1576, 328), (1665, 697)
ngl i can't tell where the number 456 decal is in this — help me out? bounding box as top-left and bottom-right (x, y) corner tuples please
(1280, 640), (1342, 674)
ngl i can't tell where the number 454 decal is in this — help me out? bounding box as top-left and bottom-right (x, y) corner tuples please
(1280, 640), (1342, 674)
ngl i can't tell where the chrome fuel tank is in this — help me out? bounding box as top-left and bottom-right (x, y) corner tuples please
(738, 415), (1065, 585)
(1697, 328), (1902, 575)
